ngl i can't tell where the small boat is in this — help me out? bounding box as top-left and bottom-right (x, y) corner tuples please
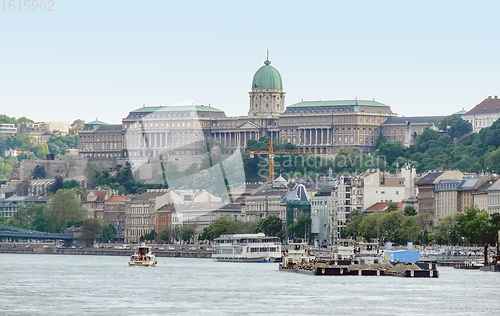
(128, 243), (157, 267)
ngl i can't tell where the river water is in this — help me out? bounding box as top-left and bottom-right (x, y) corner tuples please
(0, 254), (499, 315)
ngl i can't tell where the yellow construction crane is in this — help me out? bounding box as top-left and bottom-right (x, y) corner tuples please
(245, 140), (275, 183)
(244, 140), (309, 183)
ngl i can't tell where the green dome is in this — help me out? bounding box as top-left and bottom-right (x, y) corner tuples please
(252, 60), (283, 89)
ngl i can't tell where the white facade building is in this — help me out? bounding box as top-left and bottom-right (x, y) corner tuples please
(363, 167), (416, 209)
(464, 96), (500, 133)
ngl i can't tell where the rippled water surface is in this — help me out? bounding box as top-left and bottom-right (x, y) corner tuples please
(1, 254), (499, 315)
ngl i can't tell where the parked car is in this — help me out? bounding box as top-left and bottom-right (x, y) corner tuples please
(189, 246), (197, 251)
(167, 246), (175, 251)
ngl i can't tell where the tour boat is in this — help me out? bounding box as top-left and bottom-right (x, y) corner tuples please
(128, 243), (157, 267)
(212, 233), (282, 262)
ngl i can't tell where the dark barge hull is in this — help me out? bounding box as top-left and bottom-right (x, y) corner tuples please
(279, 261), (439, 278)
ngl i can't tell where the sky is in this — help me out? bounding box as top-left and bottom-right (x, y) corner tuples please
(1, 0), (500, 124)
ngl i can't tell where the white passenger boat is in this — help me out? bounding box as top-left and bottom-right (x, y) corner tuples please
(212, 233), (282, 262)
(128, 243), (157, 267)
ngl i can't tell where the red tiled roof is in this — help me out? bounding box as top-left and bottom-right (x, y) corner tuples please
(366, 202), (388, 211)
(107, 196), (128, 202)
(366, 202), (404, 211)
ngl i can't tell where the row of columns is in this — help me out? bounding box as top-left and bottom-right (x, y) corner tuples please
(125, 132), (207, 150)
(296, 128), (375, 146)
(212, 131), (261, 148)
(124, 128), (377, 152)
(125, 130), (267, 150)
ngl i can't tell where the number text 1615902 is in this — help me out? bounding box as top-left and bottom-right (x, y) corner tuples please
(2, 0), (55, 11)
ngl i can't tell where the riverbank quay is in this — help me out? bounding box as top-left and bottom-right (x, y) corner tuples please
(0, 242), (212, 258)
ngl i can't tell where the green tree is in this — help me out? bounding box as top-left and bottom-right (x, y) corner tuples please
(180, 224), (198, 243)
(79, 218), (102, 247)
(257, 214), (283, 237)
(140, 229), (157, 242)
(32, 165), (46, 179)
(0, 160), (13, 182)
(288, 213), (311, 240)
(399, 215), (418, 243)
(402, 206), (417, 216)
(484, 147), (500, 173)
(386, 202), (399, 212)
(71, 119), (85, 133)
(357, 212), (384, 241)
(377, 141), (406, 167)
(413, 212), (433, 244)
(100, 223), (117, 242)
(47, 175), (65, 194)
(341, 210), (363, 238)
(15, 203), (48, 231)
(440, 115), (472, 139)
(199, 216), (238, 240)
(44, 189), (86, 233)
(158, 226), (173, 243)
(455, 205), (489, 245)
(431, 213), (459, 244)
(376, 211), (403, 243)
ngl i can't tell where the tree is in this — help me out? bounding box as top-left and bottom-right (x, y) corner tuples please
(342, 210), (363, 238)
(413, 212), (433, 244)
(158, 226), (173, 243)
(377, 141), (406, 167)
(71, 119), (85, 133)
(386, 202), (399, 212)
(288, 213), (311, 240)
(0, 160), (13, 182)
(79, 218), (102, 247)
(100, 223), (117, 242)
(440, 115), (472, 139)
(357, 212), (384, 241)
(431, 213), (459, 244)
(454, 206), (489, 245)
(376, 211), (403, 243)
(257, 215), (283, 237)
(44, 189), (86, 232)
(180, 224), (198, 243)
(15, 203), (48, 231)
(32, 165), (46, 180)
(488, 213), (500, 245)
(198, 216), (258, 241)
(140, 229), (157, 242)
(484, 147), (500, 173)
(199, 216), (238, 240)
(47, 175), (65, 194)
(402, 206), (417, 216)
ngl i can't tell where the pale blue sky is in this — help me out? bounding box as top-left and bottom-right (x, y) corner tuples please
(1, 0), (499, 124)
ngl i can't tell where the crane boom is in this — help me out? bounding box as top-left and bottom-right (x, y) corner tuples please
(244, 140), (310, 183)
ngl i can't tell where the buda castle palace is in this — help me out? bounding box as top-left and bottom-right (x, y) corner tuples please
(78, 56), (426, 169)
